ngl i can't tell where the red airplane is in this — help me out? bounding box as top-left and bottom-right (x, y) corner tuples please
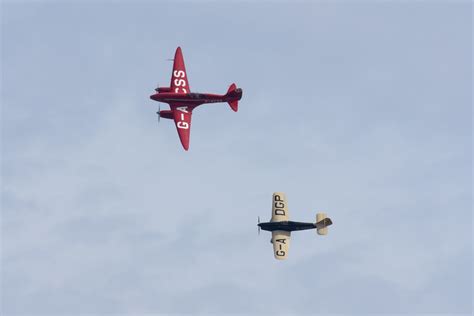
(150, 47), (243, 150)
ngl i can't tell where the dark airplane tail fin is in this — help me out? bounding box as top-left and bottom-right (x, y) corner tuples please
(226, 83), (242, 112)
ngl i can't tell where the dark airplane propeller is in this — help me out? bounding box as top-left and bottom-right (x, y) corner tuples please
(258, 216), (261, 235)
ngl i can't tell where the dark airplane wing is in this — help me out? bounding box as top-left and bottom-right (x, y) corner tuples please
(272, 231), (290, 260)
(272, 192), (289, 222)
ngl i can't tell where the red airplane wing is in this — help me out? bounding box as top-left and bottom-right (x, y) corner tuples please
(172, 105), (193, 150)
(170, 47), (190, 94)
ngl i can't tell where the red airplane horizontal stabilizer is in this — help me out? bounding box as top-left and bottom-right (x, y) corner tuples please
(227, 83), (239, 112)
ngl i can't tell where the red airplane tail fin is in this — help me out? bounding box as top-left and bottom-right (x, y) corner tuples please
(226, 83), (242, 112)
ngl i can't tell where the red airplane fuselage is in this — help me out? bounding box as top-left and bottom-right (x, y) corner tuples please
(150, 90), (242, 108)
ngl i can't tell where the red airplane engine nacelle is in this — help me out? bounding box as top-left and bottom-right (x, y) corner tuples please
(159, 110), (173, 119)
(155, 87), (172, 93)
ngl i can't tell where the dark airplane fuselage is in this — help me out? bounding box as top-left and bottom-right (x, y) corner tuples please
(258, 221), (316, 232)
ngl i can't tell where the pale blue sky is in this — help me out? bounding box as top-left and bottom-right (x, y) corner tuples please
(1, 1), (472, 315)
